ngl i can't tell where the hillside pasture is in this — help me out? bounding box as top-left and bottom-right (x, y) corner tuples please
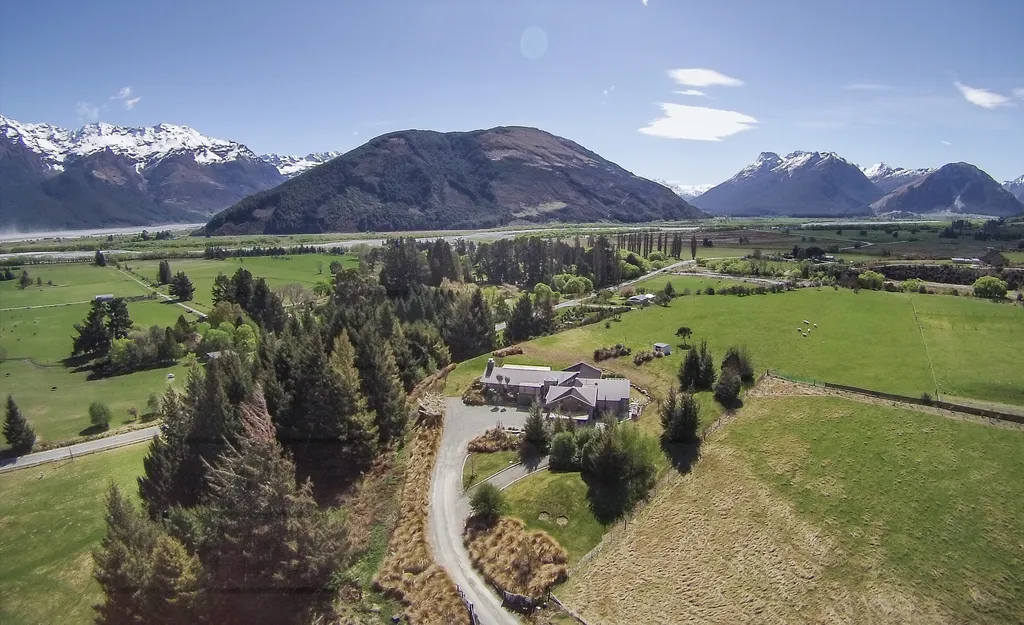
(561, 394), (1024, 624)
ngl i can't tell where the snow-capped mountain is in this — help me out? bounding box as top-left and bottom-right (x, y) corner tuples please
(873, 163), (1023, 217)
(1, 115), (258, 172)
(861, 162), (935, 194)
(1004, 175), (1024, 203)
(692, 151), (881, 217)
(260, 152), (341, 178)
(656, 180), (713, 200)
(1, 115), (284, 230)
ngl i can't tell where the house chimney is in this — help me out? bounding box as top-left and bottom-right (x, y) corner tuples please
(486, 358), (495, 377)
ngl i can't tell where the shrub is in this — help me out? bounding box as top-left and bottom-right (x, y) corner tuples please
(470, 483), (505, 518)
(632, 350), (654, 366)
(468, 426), (519, 453)
(549, 431), (579, 471)
(89, 401), (112, 431)
(720, 346), (755, 383)
(972, 276), (1008, 299)
(920, 392), (933, 405)
(492, 346), (524, 358)
(857, 270), (885, 290)
(594, 343), (631, 361)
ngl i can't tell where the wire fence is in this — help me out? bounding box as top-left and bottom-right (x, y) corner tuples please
(767, 370), (1024, 426)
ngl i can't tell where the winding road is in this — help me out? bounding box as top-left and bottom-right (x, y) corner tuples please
(0, 425), (158, 473)
(428, 399), (546, 625)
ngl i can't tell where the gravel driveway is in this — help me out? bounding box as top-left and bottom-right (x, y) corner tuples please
(428, 398), (530, 625)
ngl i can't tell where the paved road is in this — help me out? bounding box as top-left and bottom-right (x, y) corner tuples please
(429, 399), (532, 625)
(0, 300), (91, 312)
(0, 426), (159, 473)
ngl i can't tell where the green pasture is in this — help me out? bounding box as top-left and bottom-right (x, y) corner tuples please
(127, 254), (356, 311)
(0, 300), (196, 446)
(0, 444), (149, 625)
(724, 394), (1024, 623)
(0, 264), (149, 309)
(626, 274), (744, 295)
(452, 288), (1024, 408)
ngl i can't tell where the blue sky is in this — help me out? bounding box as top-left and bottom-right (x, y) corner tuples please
(2, 0), (1022, 184)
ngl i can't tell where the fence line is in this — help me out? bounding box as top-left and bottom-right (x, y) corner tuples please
(767, 371), (1024, 425)
(549, 594), (594, 625)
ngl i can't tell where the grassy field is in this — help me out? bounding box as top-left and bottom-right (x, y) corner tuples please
(463, 451), (517, 489)
(561, 393), (1024, 624)
(128, 254), (356, 312)
(627, 273), (744, 294)
(0, 264), (150, 309)
(502, 470), (609, 566)
(0, 300), (195, 446)
(448, 288), (1024, 408)
(0, 444), (149, 625)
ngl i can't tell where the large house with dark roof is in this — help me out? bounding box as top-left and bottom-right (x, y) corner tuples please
(480, 359), (630, 418)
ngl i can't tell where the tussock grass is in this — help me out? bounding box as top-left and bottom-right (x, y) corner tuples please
(373, 395), (469, 625)
(464, 516), (568, 600)
(562, 394), (1024, 624)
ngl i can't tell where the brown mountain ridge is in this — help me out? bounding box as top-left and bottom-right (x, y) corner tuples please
(202, 126), (706, 235)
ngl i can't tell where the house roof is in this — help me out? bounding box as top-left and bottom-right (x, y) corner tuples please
(544, 377), (629, 408)
(481, 366), (575, 387)
(563, 361), (602, 379)
(653, 342), (670, 348)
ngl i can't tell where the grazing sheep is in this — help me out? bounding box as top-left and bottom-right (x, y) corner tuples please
(803, 320), (810, 324)
(813, 323), (818, 328)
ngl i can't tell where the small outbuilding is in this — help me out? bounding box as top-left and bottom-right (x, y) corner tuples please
(653, 342), (672, 356)
(94, 294), (114, 302)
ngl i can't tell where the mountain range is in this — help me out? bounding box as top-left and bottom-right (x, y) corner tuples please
(0, 115), (288, 230)
(683, 151), (1022, 218)
(3, 113), (1021, 231)
(691, 151), (883, 217)
(202, 126), (705, 235)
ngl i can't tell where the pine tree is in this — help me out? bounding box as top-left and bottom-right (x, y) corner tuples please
(93, 484), (159, 625)
(696, 340), (717, 390)
(73, 299), (112, 356)
(157, 261), (173, 285)
(202, 392), (347, 624)
(168, 272), (195, 302)
(18, 270), (31, 289)
(445, 288), (496, 361)
(351, 326), (407, 447)
(138, 389), (193, 519)
(145, 534), (201, 624)
(3, 395), (36, 454)
(506, 292), (535, 343)
(95, 250), (108, 267)
(660, 388), (700, 444)
(521, 401), (550, 456)
(107, 298), (133, 340)
(690, 235), (697, 260)
(211, 273), (233, 305)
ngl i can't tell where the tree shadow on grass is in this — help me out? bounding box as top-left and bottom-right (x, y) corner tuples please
(518, 447), (545, 472)
(581, 473), (632, 525)
(78, 424), (109, 437)
(661, 440), (701, 474)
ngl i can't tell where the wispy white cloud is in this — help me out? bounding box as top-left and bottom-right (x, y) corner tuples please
(844, 83), (890, 91)
(667, 68), (743, 88)
(639, 103), (757, 141)
(602, 85), (616, 96)
(1014, 87), (1024, 101)
(941, 140), (951, 145)
(954, 81), (1012, 109)
(642, 0), (649, 5)
(673, 89), (706, 97)
(110, 86), (141, 110)
(76, 101), (99, 123)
